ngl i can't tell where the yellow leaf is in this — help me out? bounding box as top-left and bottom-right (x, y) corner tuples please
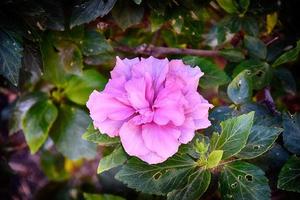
(267, 12), (278, 34)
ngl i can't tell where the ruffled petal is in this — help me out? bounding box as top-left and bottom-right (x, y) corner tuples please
(93, 118), (125, 137)
(125, 77), (149, 109)
(111, 56), (140, 79)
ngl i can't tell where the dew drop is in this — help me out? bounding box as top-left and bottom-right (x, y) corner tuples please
(245, 174), (253, 182)
(231, 182), (238, 188)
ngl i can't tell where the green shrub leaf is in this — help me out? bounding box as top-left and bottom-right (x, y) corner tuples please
(273, 40), (300, 67)
(282, 113), (300, 154)
(82, 124), (120, 145)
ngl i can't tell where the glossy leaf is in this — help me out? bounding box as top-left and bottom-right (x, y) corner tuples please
(82, 124), (120, 145)
(64, 69), (107, 105)
(219, 161), (271, 200)
(217, 0), (238, 14)
(227, 70), (252, 105)
(183, 56), (230, 88)
(115, 152), (197, 195)
(50, 105), (97, 160)
(272, 40), (300, 67)
(22, 99), (58, 153)
(0, 30), (23, 86)
(70, 0), (117, 28)
(282, 113), (300, 154)
(97, 146), (127, 174)
(206, 150), (223, 169)
(277, 155), (300, 192)
(211, 112), (255, 160)
(167, 170), (211, 200)
(244, 35), (267, 60)
(219, 49), (245, 62)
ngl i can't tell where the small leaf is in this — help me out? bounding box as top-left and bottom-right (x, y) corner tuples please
(183, 56), (230, 88)
(167, 170), (211, 200)
(244, 35), (267, 60)
(115, 152), (197, 195)
(242, 17), (259, 36)
(267, 12), (278, 34)
(82, 124), (120, 145)
(98, 146), (127, 174)
(282, 113), (300, 154)
(272, 40), (300, 67)
(219, 49), (245, 62)
(70, 0), (117, 28)
(112, 0), (144, 30)
(80, 30), (112, 56)
(64, 69), (107, 105)
(216, 0), (238, 14)
(50, 105), (97, 160)
(277, 155), (300, 193)
(219, 161), (271, 200)
(0, 30), (23, 86)
(212, 112), (255, 160)
(227, 70), (253, 105)
(22, 100), (58, 153)
(206, 150), (223, 169)
(83, 193), (125, 200)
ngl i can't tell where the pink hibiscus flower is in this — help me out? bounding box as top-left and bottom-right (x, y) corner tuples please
(86, 56), (213, 164)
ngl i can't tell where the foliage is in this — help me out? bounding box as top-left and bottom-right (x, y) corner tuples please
(1, 0), (300, 199)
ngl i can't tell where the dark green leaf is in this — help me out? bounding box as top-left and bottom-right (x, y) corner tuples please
(244, 35), (267, 60)
(277, 155), (300, 192)
(0, 30), (23, 86)
(80, 30), (112, 56)
(211, 112), (255, 160)
(167, 170), (211, 200)
(115, 152), (197, 195)
(64, 69), (107, 105)
(70, 0), (117, 28)
(82, 124), (120, 145)
(22, 99), (58, 153)
(83, 193), (125, 200)
(219, 49), (245, 62)
(237, 119), (282, 159)
(273, 40), (300, 67)
(282, 113), (300, 154)
(274, 68), (297, 95)
(183, 56), (230, 88)
(50, 105), (97, 160)
(227, 70), (252, 104)
(112, 0), (144, 30)
(98, 146), (127, 174)
(242, 17), (259, 36)
(40, 151), (69, 181)
(219, 161), (271, 200)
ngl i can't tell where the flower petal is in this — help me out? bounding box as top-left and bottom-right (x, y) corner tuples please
(125, 77), (149, 109)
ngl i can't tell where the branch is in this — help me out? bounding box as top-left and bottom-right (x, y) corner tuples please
(114, 44), (220, 57)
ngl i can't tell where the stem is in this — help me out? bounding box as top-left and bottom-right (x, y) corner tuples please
(114, 43), (220, 57)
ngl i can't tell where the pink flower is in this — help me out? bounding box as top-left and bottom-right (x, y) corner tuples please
(86, 56), (213, 164)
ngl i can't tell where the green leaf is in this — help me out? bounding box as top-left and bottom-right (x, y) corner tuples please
(50, 105), (97, 160)
(274, 68), (297, 95)
(70, 0), (117, 28)
(98, 146), (127, 174)
(217, 0), (238, 14)
(82, 124), (120, 145)
(227, 70), (252, 105)
(282, 113), (300, 154)
(237, 118), (283, 159)
(0, 30), (23, 86)
(206, 150), (223, 169)
(219, 161), (271, 200)
(183, 56), (230, 88)
(22, 99), (58, 153)
(83, 193), (125, 200)
(64, 69), (107, 105)
(219, 49), (245, 62)
(112, 0), (144, 30)
(167, 170), (211, 200)
(242, 17), (259, 36)
(9, 92), (47, 135)
(80, 30), (112, 56)
(115, 152), (197, 195)
(40, 151), (69, 181)
(212, 112), (255, 160)
(277, 155), (300, 192)
(273, 40), (300, 67)
(244, 35), (267, 60)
